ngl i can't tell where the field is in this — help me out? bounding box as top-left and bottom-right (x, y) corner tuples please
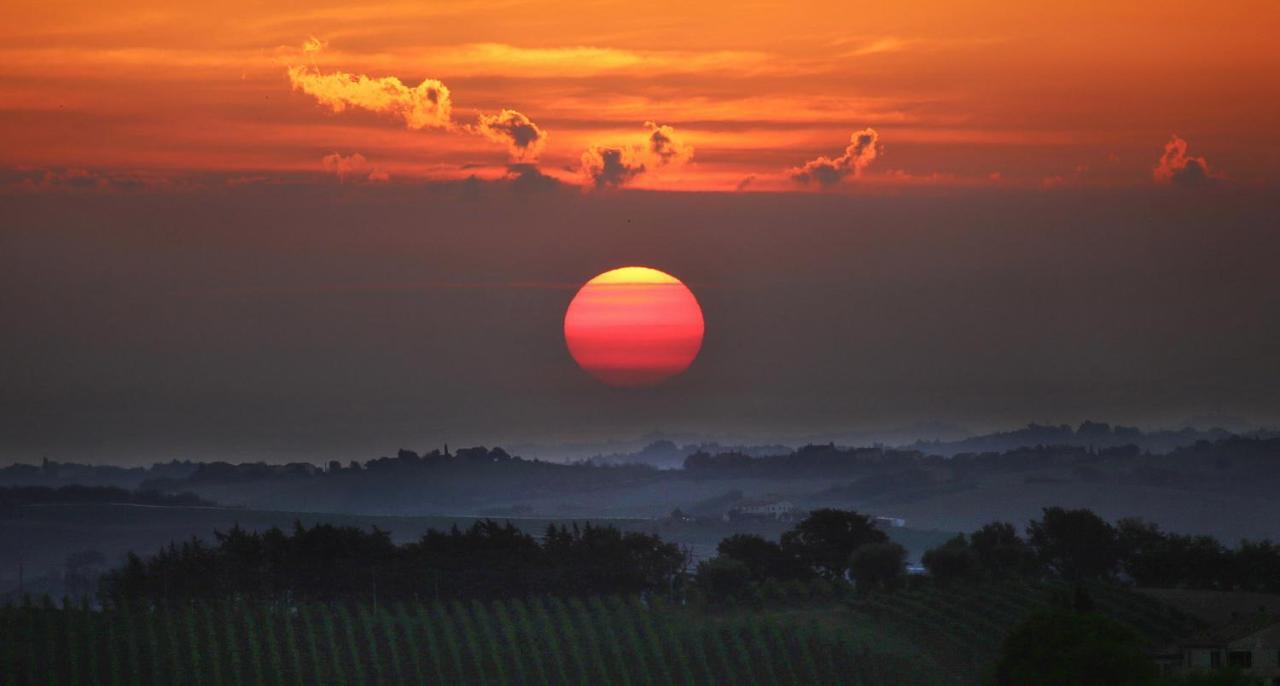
(849, 580), (1203, 681)
(1, 580), (1201, 686)
(2, 594), (938, 686)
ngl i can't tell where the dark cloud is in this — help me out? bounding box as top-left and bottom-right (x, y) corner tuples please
(790, 128), (881, 187)
(645, 121), (693, 165)
(580, 122), (692, 189)
(581, 147), (646, 189)
(505, 163), (561, 193)
(476, 109), (548, 162)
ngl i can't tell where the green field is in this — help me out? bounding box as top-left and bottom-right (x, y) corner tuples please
(2, 594), (939, 686)
(1, 580), (1200, 686)
(849, 580), (1203, 681)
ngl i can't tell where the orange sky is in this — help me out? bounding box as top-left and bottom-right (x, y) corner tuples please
(2, 0), (1277, 191)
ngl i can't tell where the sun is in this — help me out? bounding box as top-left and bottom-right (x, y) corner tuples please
(563, 266), (705, 387)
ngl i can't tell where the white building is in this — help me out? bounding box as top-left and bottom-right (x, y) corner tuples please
(725, 497), (796, 521)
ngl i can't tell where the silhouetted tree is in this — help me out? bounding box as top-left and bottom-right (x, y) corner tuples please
(995, 610), (1155, 686)
(848, 542), (907, 591)
(921, 535), (980, 583)
(715, 534), (809, 582)
(780, 509), (887, 580)
(1027, 507), (1119, 581)
(970, 521), (1039, 577)
(693, 558), (752, 603)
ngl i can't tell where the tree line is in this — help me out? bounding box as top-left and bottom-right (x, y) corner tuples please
(694, 506), (1280, 604)
(98, 520), (686, 605)
(922, 506), (1280, 592)
(0, 485), (212, 513)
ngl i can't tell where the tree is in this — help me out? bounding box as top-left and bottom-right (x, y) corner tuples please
(970, 522), (1038, 577)
(848, 542), (907, 591)
(780, 509), (887, 580)
(716, 534), (808, 582)
(694, 557), (752, 603)
(1027, 508), (1119, 581)
(1116, 518), (1183, 587)
(995, 610), (1156, 686)
(921, 536), (979, 583)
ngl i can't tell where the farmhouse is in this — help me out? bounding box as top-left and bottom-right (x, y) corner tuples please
(724, 497), (796, 521)
(1155, 613), (1280, 683)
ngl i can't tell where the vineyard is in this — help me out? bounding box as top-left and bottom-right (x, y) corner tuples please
(1, 594), (943, 686)
(849, 580), (1204, 681)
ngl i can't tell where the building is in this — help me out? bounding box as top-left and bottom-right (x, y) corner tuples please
(873, 515), (907, 529)
(724, 497), (796, 521)
(1154, 613), (1280, 684)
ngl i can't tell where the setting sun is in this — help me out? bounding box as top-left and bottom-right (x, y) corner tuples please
(564, 267), (705, 388)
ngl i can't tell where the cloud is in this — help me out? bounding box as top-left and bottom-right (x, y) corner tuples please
(1153, 135), (1218, 187)
(474, 109), (548, 162)
(7, 168), (174, 192)
(581, 146), (646, 189)
(302, 36), (328, 54)
(790, 128), (881, 187)
(321, 153), (388, 182)
(735, 175), (757, 192)
(287, 65), (452, 130)
(645, 121), (693, 166)
(580, 122), (693, 189)
(505, 163), (560, 192)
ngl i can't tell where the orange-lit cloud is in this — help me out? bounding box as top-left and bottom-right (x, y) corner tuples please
(474, 109), (547, 162)
(1, 3), (1276, 191)
(581, 122), (694, 188)
(1153, 135), (1219, 187)
(321, 152), (388, 182)
(287, 65), (453, 131)
(790, 128), (881, 187)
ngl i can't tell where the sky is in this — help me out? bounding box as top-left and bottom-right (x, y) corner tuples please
(2, 2), (1279, 464)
